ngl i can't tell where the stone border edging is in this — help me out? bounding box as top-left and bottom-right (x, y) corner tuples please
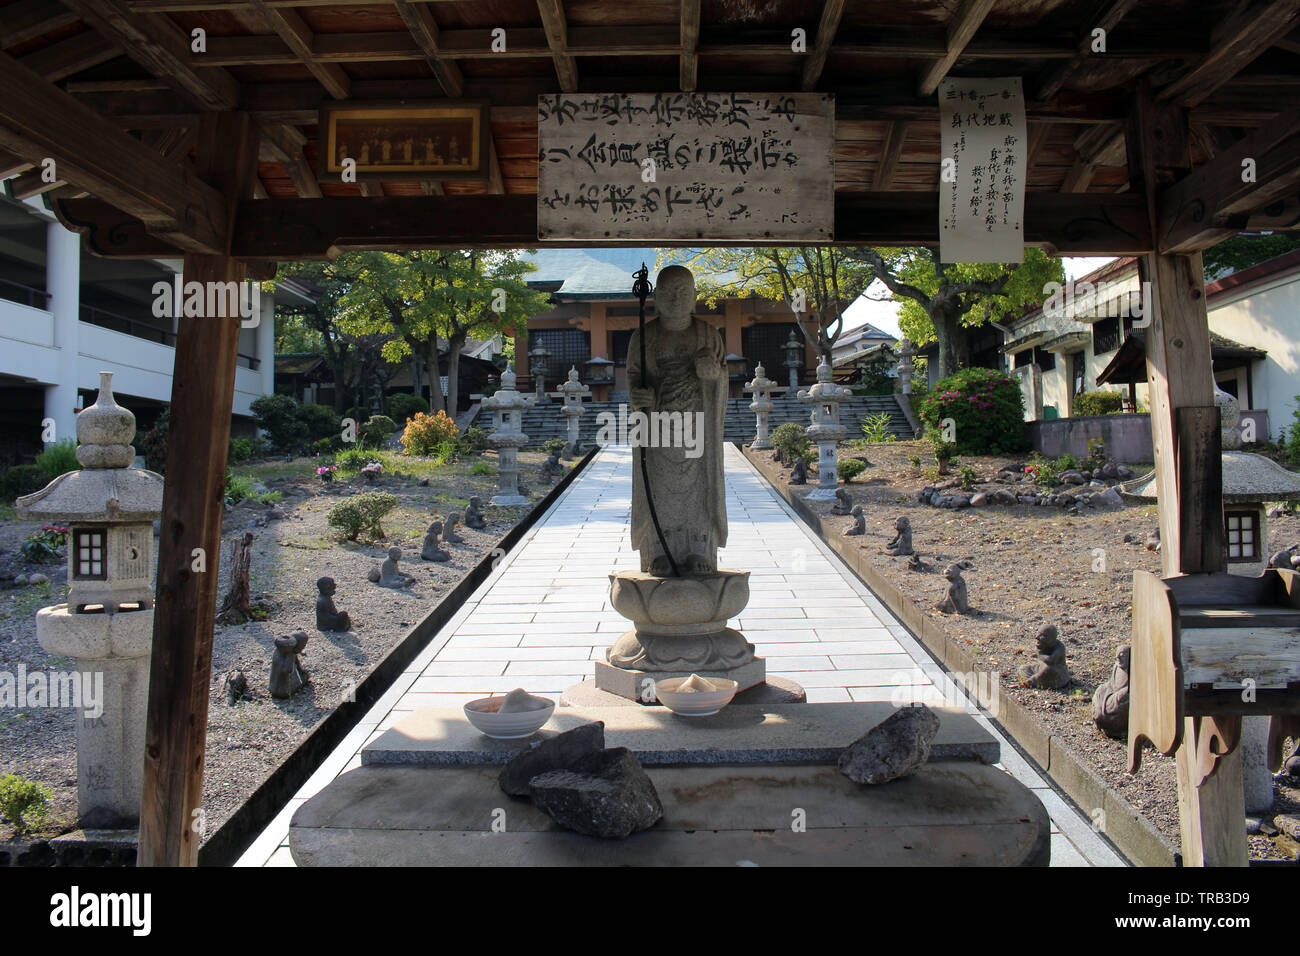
(195, 447), (598, 867)
(741, 445), (1180, 868)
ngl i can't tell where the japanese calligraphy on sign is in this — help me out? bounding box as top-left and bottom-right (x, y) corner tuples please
(537, 92), (834, 241)
(938, 77), (1026, 264)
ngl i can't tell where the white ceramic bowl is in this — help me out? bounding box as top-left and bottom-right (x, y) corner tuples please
(463, 695), (556, 738)
(653, 677), (739, 716)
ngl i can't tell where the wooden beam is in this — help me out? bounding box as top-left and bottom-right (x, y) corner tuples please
(801, 0), (846, 91)
(59, 0), (240, 110)
(0, 51), (226, 253)
(357, 181), (382, 197)
(679, 0), (700, 92)
(486, 138), (504, 195)
(917, 0), (997, 96)
(536, 0), (578, 92)
(1035, 0), (1138, 100)
(1158, 0), (1300, 107)
(20, 32), (122, 81)
(1159, 106), (1300, 252)
(9, 168), (64, 200)
(872, 120), (907, 189)
(0, 150), (33, 180)
(138, 111), (257, 868)
(257, 121), (322, 198)
(420, 180), (443, 196)
(1, 0), (80, 49)
(247, 0), (350, 99)
(393, 0), (462, 97)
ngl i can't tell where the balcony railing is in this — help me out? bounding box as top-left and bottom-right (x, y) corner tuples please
(79, 304), (260, 370)
(0, 277), (50, 309)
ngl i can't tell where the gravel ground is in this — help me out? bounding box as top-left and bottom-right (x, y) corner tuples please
(756, 440), (1300, 863)
(0, 449), (551, 843)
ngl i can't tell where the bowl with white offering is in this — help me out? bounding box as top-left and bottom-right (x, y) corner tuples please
(464, 688), (556, 738)
(653, 674), (738, 717)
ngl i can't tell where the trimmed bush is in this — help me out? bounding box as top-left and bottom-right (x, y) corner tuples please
(36, 439), (79, 479)
(1, 464), (49, 502)
(335, 447), (372, 473)
(838, 457), (867, 482)
(360, 414), (397, 448)
(772, 422), (809, 463)
(251, 394), (308, 452)
(229, 436), (254, 463)
(1074, 389), (1125, 417)
(401, 410), (459, 456)
(460, 426), (488, 455)
(298, 403), (343, 444)
(386, 392), (429, 426)
(327, 491), (398, 542)
(0, 773), (51, 831)
(543, 438), (566, 455)
(916, 367), (1026, 456)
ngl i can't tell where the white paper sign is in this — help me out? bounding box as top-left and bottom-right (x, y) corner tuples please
(938, 77), (1026, 264)
(537, 92), (834, 241)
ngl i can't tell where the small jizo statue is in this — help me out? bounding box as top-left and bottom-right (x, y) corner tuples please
(464, 496), (487, 530)
(442, 515), (465, 544)
(315, 576), (351, 632)
(843, 504), (866, 536)
(369, 546), (416, 588)
(421, 520), (451, 562)
(1016, 624), (1071, 689)
(831, 487), (853, 515)
(885, 516), (913, 556)
(789, 456), (808, 485)
(539, 452), (563, 485)
(1092, 644), (1130, 738)
(269, 631), (310, 699)
(935, 562), (969, 614)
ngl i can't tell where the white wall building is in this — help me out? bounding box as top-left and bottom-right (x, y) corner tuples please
(0, 188), (289, 464)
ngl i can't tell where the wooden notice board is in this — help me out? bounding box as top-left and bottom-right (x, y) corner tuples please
(537, 92), (835, 242)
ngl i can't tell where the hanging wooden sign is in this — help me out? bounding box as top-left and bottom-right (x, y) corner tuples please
(938, 77), (1027, 264)
(537, 92), (834, 241)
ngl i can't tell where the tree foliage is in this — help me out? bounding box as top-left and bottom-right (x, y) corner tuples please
(1202, 232), (1300, 281)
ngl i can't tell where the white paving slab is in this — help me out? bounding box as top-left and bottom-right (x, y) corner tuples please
(237, 445), (1126, 868)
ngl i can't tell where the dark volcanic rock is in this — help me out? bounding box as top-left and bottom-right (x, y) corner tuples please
(527, 747), (663, 838)
(838, 704), (941, 785)
(498, 721), (605, 797)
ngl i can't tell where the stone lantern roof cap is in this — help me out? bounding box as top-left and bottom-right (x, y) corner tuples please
(1121, 452), (1300, 504)
(16, 466), (164, 522)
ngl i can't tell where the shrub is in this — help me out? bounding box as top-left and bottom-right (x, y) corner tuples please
(772, 422), (810, 463)
(471, 460), (494, 476)
(460, 426), (488, 455)
(135, 407), (170, 473)
(1024, 453), (1058, 488)
(298, 403), (343, 445)
(401, 410), (459, 456)
(360, 414), (397, 448)
(386, 392), (429, 426)
(327, 491), (398, 542)
(838, 457), (867, 483)
(1074, 390), (1124, 417)
(224, 471), (256, 506)
(1057, 453), (1079, 472)
(309, 436), (339, 456)
(958, 465), (979, 490)
(229, 437), (253, 463)
(0, 773), (52, 830)
(335, 447), (371, 473)
(36, 439), (79, 479)
(434, 439), (460, 465)
(916, 367), (1026, 455)
(860, 412), (897, 443)
(251, 394), (308, 452)
(543, 438), (567, 456)
(21, 524), (67, 563)
(1, 464), (48, 502)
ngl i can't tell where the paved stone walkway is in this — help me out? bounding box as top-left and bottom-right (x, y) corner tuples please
(236, 445), (1126, 867)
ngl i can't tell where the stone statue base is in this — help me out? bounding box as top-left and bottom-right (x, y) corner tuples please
(489, 493), (528, 506)
(593, 658), (767, 702)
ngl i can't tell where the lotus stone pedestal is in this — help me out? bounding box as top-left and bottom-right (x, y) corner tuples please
(594, 570), (766, 701)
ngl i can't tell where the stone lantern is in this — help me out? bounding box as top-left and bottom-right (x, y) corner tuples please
(550, 366), (592, 459)
(482, 363), (530, 506)
(782, 329), (804, 389)
(898, 338), (916, 395)
(528, 340), (550, 404)
(797, 357), (852, 501)
(743, 361), (777, 450)
(16, 371), (163, 828)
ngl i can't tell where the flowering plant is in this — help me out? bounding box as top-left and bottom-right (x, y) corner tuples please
(317, 465), (337, 482)
(361, 461), (383, 482)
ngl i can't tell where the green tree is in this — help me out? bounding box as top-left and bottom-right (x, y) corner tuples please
(847, 248), (1064, 379)
(1202, 232), (1300, 281)
(332, 250), (548, 414)
(662, 248), (875, 361)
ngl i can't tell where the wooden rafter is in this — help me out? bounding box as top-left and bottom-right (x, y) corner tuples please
(19, 31), (122, 81)
(59, 0), (240, 110)
(801, 0), (846, 91)
(258, 121), (322, 198)
(872, 120), (907, 189)
(679, 0), (700, 92)
(1158, 0), (1300, 107)
(486, 138), (504, 195)
(247, 0), (351, 99)
(9, 168), (64, 200)
(393, 0), (462, 98)
(1036, 0), (1138, 100)
(917, 0), (997, 96)
(536, 0), (578, 92)
(0, 0), (80, 49)
(0, 150), (33, 179)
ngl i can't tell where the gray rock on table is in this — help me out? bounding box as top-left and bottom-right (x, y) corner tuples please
(498, 721), (606, 797)
(527, 747), (663, 839)
(838, 704), (941, 784)
(843, 504), (866, 536)
(1017, 624), (1071, 689)
(421, 521), (451, 562)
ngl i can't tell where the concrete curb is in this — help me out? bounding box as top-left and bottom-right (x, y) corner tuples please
(196, 447), (598, 866)
(743, 446), (1180, 867)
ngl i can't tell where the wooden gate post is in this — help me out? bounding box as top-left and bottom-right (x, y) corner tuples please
(1128, 85), (1247, 866)
(138, 113), (257, 866)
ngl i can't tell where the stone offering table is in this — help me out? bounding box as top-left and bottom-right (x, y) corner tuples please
(288, 703), (1050, 866)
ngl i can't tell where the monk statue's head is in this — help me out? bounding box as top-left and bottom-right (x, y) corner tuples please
(655, 265), (696, 330)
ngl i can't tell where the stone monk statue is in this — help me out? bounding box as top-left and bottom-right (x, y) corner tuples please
(626, 265), (728, 575)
